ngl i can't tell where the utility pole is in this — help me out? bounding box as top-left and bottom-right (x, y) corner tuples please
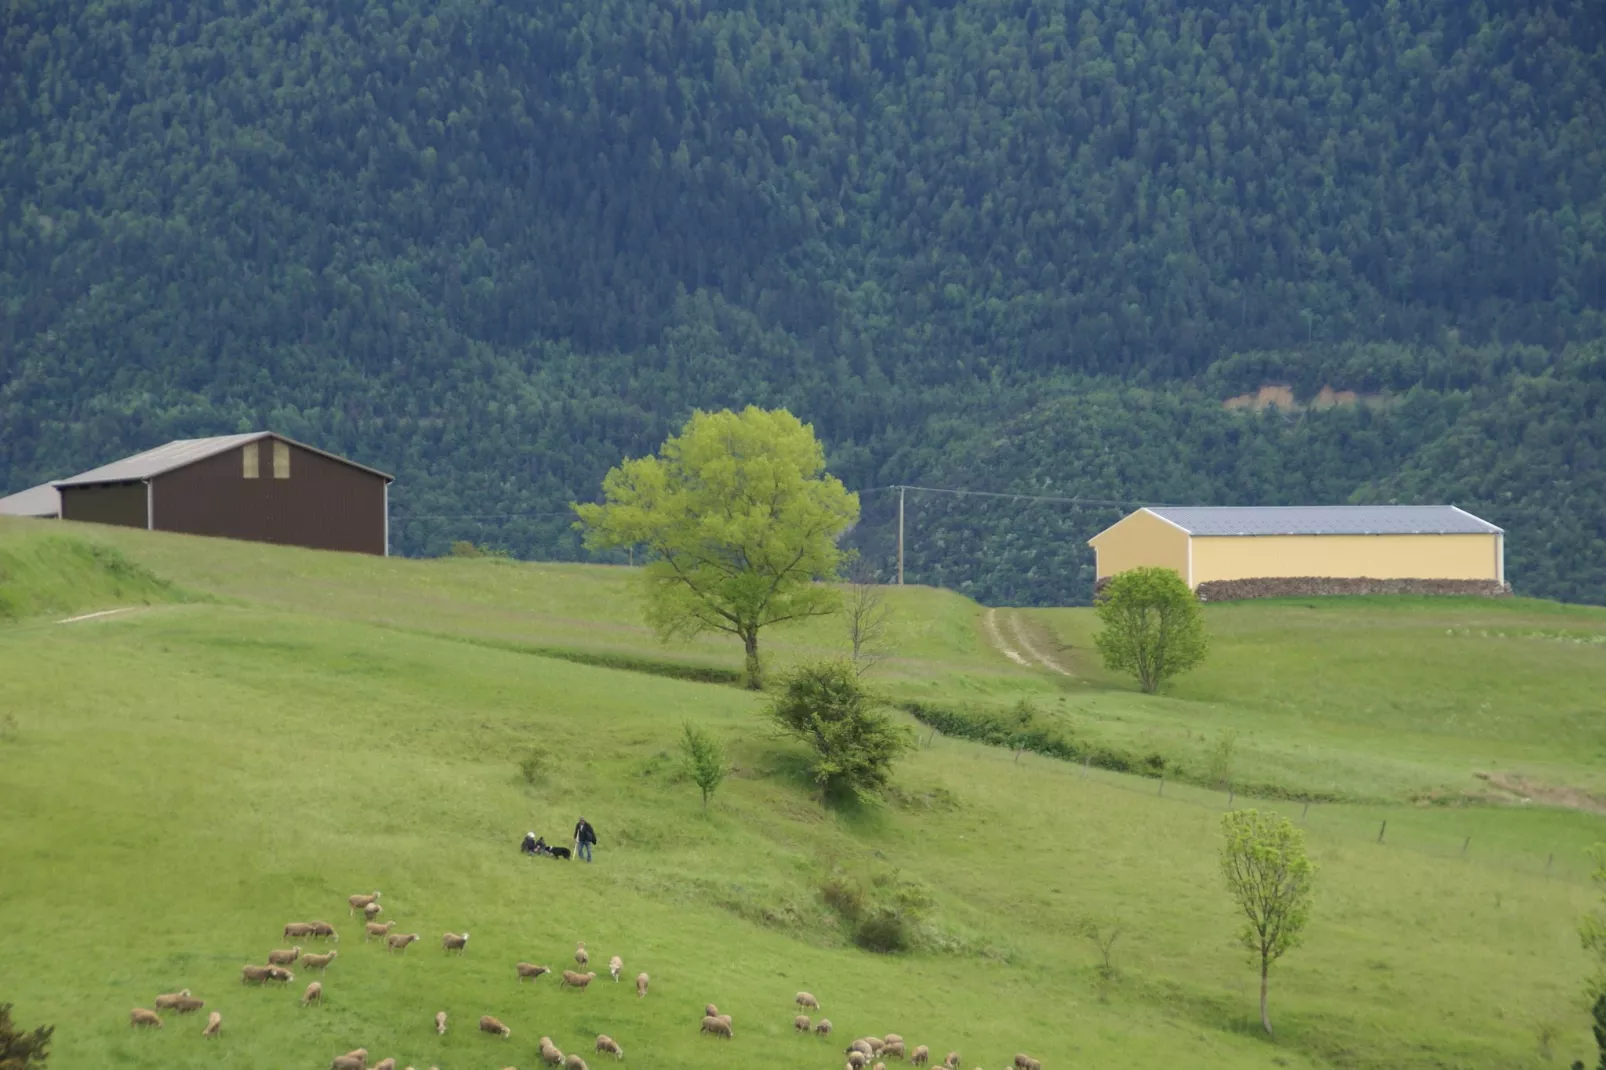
(897, 485), (905, 586)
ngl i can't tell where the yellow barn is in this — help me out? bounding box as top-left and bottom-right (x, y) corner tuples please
(1088, 505), (1507, 599)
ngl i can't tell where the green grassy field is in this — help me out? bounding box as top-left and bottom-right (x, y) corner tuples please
(0, 517), (1602, 1069)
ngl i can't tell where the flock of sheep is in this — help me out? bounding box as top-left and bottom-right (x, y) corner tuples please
(124, 888), (1043, 1069)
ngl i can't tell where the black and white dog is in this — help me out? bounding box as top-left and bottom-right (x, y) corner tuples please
(521, 832), (571, 860)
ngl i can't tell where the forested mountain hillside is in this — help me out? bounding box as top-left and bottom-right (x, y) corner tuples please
(3, 0), (1604, 603)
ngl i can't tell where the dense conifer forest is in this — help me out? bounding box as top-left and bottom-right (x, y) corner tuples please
(2, 0), (1603, 604)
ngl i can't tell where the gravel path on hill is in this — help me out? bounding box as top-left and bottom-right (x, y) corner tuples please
(982, 608), (1033, 668)
(1003, 610), (1075, 677)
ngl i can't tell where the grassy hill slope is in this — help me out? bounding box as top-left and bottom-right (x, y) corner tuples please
(0, 519), (1602, 1069)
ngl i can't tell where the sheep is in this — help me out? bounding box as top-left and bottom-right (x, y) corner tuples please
(303, 950), (338, 970)
(795, 1014), (812, 1032)
(635, 971), (649, 998)
(479, 1015), (512, 1038)
(309, 921), (340, 941)
(574, 941), (588, 967)
(330, 1049), (368, 1070)
(435, 1010), (447, 1035)
(1013, 1056), (1041, 1070)
(441, 931), (469, 953)
(285, 922), (318, 939)
(130, 1008), (163, 1028)
(385, 932), (421, 953)
(302, 981), (323, 1006)
(539, 1037), (565, 1065)
(884, 1034), (904, 1046)
(364, 902), (384, 922)
(268, 946), (302, 966)
(704, 1004), (719, 1018)
(944, 1053), (959, 1069)
(267, 966), (295, 984)
(883, 1040), (906, 1060)
(202, 1011), (221, 1037)
(814, 1018), (833, 1037)
(608, 954), (622, 981)
(564, 1055), (589, 1070)
(240, 964), (274, 984)
(910, 1045), (930, 1066)
(366, 921), (397, 940)
(875, 1064), (888, 1070)
(847, 1052), (869, 1070)
(372, 1060), (396, 1070)
(154, 989), (192, 1010)
(347, 891), (381, 916)
(595, 1034), (624, 1060)
(849, 1039), (875, 1058)
(699, 1015), (733, 1039)
(868, 1037), (887, 1053)
(560, 969), (597, 990)
(516, 962), (552, 981)
(174, 996), (205, 1014)
(796, 991), (821, 1010)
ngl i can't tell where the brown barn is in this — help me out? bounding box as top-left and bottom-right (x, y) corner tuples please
(53, 433), (393, 555)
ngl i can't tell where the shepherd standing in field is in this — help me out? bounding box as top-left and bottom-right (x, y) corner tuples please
(573, 816), (598, 863)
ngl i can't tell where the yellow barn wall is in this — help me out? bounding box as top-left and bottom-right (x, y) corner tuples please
(1189, 533), (1501, 585)
(1089, 509), (1192, 582)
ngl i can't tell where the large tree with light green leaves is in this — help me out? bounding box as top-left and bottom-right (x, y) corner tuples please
(575, 407), (858, 689)
(1094, 566), (1209, 693)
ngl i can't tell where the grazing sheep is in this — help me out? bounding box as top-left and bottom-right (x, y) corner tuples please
(303, 950), (338, 970)
(539, 1037), (564, 1065)
(595, 1034), (624, 1060)
(268, 946), (302, 966)
(699, 1015), (733, 1039)
(442, 932), (469, 953)
(884, 1034), (903, 1046)
(795, 1015), (812, 1032)
(883, 1040), (906, 1060)
(366, 921), (397, 940)
(875, 1064), (888, 1070)
(330, 1049), (368, 1070)
(1013, 1057), (1041, 1070)
(385, 932), (420, 953)
(267, 966), (295, 984)
(347, 891), (381, 915)
(516, 962), (552, 981)
(945, 1054), (959, 1068)
(201, 1011), (221, 1037)
(130, 1008), (162, 1028)
(608, 954), (622, 981)
(285, 922), (317, 939)
(435, 1011), (447, 1035)
(635, 972), (648, 998)
(847, 1052), (868, 1070)
(574, 941), (588, 967)
(910, 1045), (930, 1066)
(868, 1038), (887, 1053)
(174, 996), (205, 1014)
(310, 921), (340, 941)
(564, 1055), (589, 1070)
(560, 969), (597, 990)
(796, 991), (820, 1010)
(372, 1060), (396, 1070)
(479, 1015), (512, 1037)
(154, 989), (191, 1010)
(704, 1004), (719, 1018)
(364, 902), (383, 921)
(240, 964), (273, 984)
(815, 1018), (833, 1037)
(302, 981), (323, 1006)
(849, 1040), (875, 1057)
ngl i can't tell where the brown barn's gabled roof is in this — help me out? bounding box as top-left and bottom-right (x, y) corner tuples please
(0, 482), (62, 517)
(53, 433), (393, 487)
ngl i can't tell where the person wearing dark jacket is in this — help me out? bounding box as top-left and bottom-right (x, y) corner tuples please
(520, 831), (539, 855)
(573, 817), (597, 863)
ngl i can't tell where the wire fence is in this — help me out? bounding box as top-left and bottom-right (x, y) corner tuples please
(1051, 753), (1601, 885)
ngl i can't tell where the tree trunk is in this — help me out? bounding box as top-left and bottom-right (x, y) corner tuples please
(742, 629), (763, 690)
(1259, 958), (1272, 1035)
